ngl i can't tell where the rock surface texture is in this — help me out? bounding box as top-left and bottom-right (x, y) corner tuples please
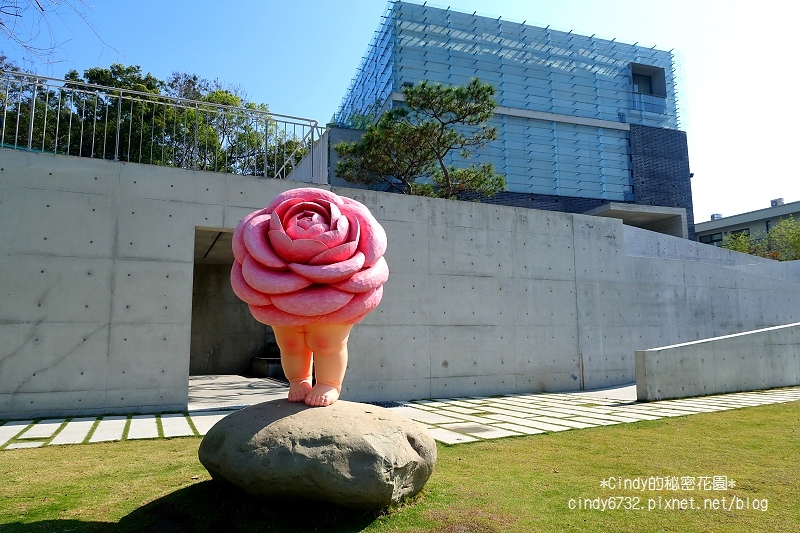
(198, 399), (437, 509)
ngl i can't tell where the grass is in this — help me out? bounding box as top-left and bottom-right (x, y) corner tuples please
(0, 400), (798, 532)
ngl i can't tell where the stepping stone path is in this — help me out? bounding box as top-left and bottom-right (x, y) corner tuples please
(1, 387), (799, 449)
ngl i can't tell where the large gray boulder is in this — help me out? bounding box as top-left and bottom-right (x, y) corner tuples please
(198, 399), (437, 509)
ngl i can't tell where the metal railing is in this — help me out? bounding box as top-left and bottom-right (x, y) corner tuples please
(0, 70), (327, 181)
(631, 92), (666, 114)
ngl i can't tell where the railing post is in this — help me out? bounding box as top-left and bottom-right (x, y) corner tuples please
(27, 78), (38, 150)
(264, 115), (269, 179)
(310, 126), (315, 183)
(194, 101), (199, 170)
(115, 92), (122, 161)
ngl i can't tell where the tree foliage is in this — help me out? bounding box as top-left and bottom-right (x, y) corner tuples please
(721, 216), (800, 261)
(334, 78), (506, 199)
(1, 63), (306, 177)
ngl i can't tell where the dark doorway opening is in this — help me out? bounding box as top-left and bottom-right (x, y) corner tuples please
(190, 227), (283, 380)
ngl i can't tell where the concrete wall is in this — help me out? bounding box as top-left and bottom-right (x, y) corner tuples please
(0, 150), (299, 419)
(285, 129), (328, 185)
(622, 226), (800, 355)
(2, 149), (800, 419)
(635, 323), (800, 401)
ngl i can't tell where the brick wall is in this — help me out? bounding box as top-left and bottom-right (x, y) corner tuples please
(629, 125), (695, 239)
(470, 191), (606, 214)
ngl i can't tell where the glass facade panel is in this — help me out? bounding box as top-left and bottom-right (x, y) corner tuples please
(335, 1), (680, 202)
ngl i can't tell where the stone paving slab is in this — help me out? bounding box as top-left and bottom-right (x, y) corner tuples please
(190, 411), (236, 436)
(50, 417), (96, 445)
(6, 441), (44, 449)
(569, 416), (621, 426)
(0, 420), (33, 447)
(387, 406), (463, 425)
(426, 427), (479, 444)
(1, 385), (799, 450)
(484, 414), (572, 432)
(161, 414), (195, 437)
(492, 422), (545, 435)
(531, 416), (597, 429)
(128, 415), (159, 440)
(89, 416), (127, 443)
(438, 422), (521, 439)
(18, 419), (64, 440)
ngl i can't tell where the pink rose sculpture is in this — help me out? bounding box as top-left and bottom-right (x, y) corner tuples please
(230, 188), (389, 327)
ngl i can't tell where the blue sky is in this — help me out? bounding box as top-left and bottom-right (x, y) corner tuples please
(2, 0), (796, 223)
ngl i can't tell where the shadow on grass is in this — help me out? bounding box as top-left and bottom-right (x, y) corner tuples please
(0, 480), (386, 533)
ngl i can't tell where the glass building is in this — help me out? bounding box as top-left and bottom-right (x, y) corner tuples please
(332, 1), (694, 238)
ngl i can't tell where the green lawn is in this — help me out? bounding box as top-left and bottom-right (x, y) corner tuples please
(1, 400), (798, 532)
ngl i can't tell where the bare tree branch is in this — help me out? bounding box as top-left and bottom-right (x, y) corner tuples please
(0, 0), (112, 65)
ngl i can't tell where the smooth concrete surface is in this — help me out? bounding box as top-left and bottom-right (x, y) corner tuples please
(18, 418), (63, 439)
(88, 416), (127, 443)
(0, 150), (301, 419)
(3, 149), (800, 419)
(636, 323), (800, 401)
(128, 415), (159, 439)
(160, 413), (194, 437)
(186, 375), (288, 411)
(586, 202), (688, 238)
(49, 417), (95, 445)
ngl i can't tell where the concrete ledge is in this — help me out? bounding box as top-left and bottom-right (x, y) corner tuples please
(635, 323), (800, 401)
(585, 203), (688, 238)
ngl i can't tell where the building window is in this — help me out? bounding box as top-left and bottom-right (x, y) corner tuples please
(630, 63), (666, 114)
(766, 220), (772, 232)
(730, 228), (750, 236)
(699, 233), (723, 247)
(633, 74), (653, 95)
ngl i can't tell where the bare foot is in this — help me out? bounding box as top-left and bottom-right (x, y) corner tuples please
(288, 380), (312, 402)
(305, 382), (340, 407)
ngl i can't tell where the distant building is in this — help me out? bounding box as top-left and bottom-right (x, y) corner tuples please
(330, 0), (694, 238)
(695, 199), (800, 247)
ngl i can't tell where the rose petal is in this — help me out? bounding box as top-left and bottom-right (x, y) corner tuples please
(288, 252), (366, 284)
(230, 261), (273, 306)
(243, 215), (288, 269)
(270, 286), (354, 317)
(232, 220), (248, 264)
(286, 218), (327, 239)
(269, 233), (330, 264)
(233, 209), (267, 263)
(345, 311), (370, 324)
(264, 188), (344, 214)
(341, 197), (387, 267)
(307, 241), (357, 265)
(332, 256), (389, 293)
(249, 304), (319, 327)
(296, 212), (325, 230)
(268, 211), (328, 263)
(284, 201), (330, 223)
(272, 197), (306, 221)
(308, 216), (360, 264)
(241, 255), (311, 294)
(311, 214), (349, 248)
(317, 286), (383, 323)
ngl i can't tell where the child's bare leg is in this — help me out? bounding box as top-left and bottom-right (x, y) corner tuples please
(272, 325), (313, 402)
(304, 323), (353, 407)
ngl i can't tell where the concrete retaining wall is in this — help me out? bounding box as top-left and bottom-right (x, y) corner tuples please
(635, 323), (800, 401)
(2, 149), (800, 418)
(0, 150), (299, 418)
